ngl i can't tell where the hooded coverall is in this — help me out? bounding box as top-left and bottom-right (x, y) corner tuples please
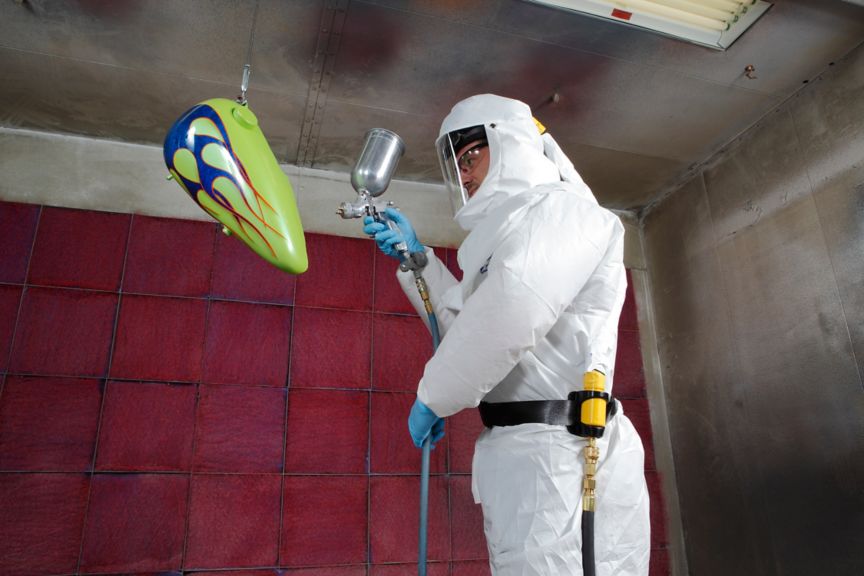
(397, 94), (650, 576)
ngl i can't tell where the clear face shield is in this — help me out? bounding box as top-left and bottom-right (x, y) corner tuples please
(435, 125), (487, 216)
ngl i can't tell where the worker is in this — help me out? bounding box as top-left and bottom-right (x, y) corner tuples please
(365, 94), (650, 575)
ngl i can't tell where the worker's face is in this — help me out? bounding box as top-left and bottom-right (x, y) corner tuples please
(456, 140), (489, 198)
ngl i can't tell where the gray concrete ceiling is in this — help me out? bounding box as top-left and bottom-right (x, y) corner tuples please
(1, 0), (863, 212)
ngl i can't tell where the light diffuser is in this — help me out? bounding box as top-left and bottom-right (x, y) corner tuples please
(527, 0), (772, 50)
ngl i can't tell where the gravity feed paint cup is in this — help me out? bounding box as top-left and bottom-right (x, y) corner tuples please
(350, 128), (405, 197)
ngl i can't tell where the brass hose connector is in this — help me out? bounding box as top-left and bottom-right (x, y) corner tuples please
(583, 437), (599, 512)
(414, 273), (434, 315)
(581, 370), (605, 513)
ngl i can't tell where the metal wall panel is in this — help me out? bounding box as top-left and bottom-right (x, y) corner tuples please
(565, 144), (687, 212)
(790, 46), (864, 385)
(644, 44), (864, 576)
(643, 178), (771, 576)
(714, 196), (863, 576)
(703, 108), (813, 243)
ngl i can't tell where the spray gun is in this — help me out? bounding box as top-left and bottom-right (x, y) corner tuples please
(337, 128), (439, 576)
(336, 128), (427, 272)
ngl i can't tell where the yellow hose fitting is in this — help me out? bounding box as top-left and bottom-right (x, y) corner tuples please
(581, 398), (607, 428)
(583, 370), (605, 391)
(580, 371), (607, 428)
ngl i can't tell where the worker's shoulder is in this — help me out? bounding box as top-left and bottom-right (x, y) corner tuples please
(529, 184), (621, 228)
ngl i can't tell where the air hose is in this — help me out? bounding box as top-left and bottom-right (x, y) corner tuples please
(410, 266), (439, 576)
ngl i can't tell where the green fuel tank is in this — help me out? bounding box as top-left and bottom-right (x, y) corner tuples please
(164, 98), (308, 274)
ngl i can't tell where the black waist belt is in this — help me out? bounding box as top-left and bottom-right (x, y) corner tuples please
(478, 396), (617, 430)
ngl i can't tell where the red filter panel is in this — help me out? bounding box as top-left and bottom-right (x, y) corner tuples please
(193, 385), (286, 473)
(282, 567), (367, 576)
(646, 470), (669, 549)
(373, 248), (415, 315)
(0, 201), (39, 284)
(290, 307), (372, 389)
(451, 560), (492, 576)
(0, 285), (22, 372)
(193, 571), (285, 576)
(185, 474), (281, 569)
(284, 388), (368, 474)
(0, 473), (89, 576)
(0, 375), (102, 471)
(110, 294), (207, 382)
(619, 270), (639, 331)
(623, 397), (656, 471)
(10, 287), (117, 377)
(202, 300), (291, 387)
(370, 391), (445, 475)
(295, 233), (374, 311)
(79, 474), (188, 573)
(370, 476), (450, 563)
(280, 476), (368, 566)
(211, 230), (296, 305)
(447, 407), (485, 474)
(95, 381), (196, 472)
(372, 313), (434, 392)
(614, 329), (646, 398)
(445, 247), (464, 282)
(450, 476), (488, 561)
(650, 547), (671, 576)
(371, 562), (450, 575)
(123, 215), (216, 297)
(28, 207), (129, 291)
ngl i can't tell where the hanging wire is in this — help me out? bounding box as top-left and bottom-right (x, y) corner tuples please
(237, 0), (260, 105)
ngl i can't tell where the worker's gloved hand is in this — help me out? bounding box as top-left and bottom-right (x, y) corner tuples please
(363, 207), (424, 260)
(408, 397), (445, 449)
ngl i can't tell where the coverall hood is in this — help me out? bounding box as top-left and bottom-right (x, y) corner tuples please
(439, 94), (563, 230)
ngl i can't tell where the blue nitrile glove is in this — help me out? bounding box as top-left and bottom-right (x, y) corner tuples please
(362, 207), (424, 260)
(408, 397), (445, 449)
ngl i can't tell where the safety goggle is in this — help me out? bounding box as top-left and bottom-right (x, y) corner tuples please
(457, 143), (488, 172)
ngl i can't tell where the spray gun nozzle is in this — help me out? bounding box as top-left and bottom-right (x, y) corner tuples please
(336, 201), (366, 219)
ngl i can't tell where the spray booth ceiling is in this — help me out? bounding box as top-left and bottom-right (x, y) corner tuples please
(1, 0), (863, 213)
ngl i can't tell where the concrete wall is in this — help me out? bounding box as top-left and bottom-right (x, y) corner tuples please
(0, 126), (466, 249)
(641, 43), (864, 576)
(0, 126), (642, 268)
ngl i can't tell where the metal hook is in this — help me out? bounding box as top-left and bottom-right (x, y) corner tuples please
(238, 64), (251, 105)
(534, 91), (561, 112)
(236, 0), (260, 104)
(744, 65), (757, 80)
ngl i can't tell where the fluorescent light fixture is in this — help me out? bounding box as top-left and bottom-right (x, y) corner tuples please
(527, 0), (773, 50)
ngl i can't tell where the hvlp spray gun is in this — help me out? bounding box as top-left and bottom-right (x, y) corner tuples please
(336, 128), (427, 273)
(337, 128), (439, 576)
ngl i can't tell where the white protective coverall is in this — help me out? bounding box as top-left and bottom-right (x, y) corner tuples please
(397, 94), (650, 576)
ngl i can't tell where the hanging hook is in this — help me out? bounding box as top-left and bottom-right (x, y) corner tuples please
(534, 91), (561, 113)
(238, 64), (252, 105)
(744, 65), (757, 80)
(236, 0), (260, 105)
